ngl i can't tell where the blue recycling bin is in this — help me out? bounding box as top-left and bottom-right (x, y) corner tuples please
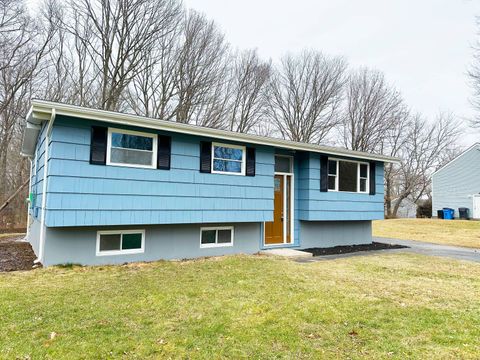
(443, 208), (454, 220)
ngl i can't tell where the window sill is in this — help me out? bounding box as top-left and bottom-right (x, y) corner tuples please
(327, 190), (370, 194)
(210, 170), (245, 176)
(200, 243), (234, 249)
(105, 162), (156, 170)
(96, 249), (144, 257)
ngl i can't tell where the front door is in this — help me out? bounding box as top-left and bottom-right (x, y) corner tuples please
(265, 175), (284, 245)
(473, 195), (480, 219)
(264, 165), (293, 246)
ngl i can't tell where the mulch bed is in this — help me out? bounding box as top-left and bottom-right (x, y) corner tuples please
(302, 242), (408, 257)
(0, 234), (37, 272)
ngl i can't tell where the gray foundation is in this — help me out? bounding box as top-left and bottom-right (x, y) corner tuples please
(42, 222), (261, 266)
(298, 220), (372, 249)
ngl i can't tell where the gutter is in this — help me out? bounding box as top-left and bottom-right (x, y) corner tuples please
(36, 108), (56, 265)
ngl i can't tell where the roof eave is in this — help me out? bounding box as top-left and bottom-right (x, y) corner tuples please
(27, 99), (401, 164)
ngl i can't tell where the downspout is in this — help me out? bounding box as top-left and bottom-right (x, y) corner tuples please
(36, 109), (56, 264)
(24, 157), (33, 241)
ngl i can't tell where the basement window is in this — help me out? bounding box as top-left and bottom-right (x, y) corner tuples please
(96, 230), (145, 256)
(200, 227), (234, 248)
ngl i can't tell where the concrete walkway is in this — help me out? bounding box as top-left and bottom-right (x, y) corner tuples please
(374, 237), (480, 263)
(260, 248), (312, 258)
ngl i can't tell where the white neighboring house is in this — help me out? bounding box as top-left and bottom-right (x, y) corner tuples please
(432, 143), (480, 219)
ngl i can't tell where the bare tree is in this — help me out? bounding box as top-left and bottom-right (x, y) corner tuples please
(342, 68), (407, 152)
(174, 10), (230, 128)
(227, 50), (270, 133)
(64, 0), (182, 111)
(0, 0), (54, 226)
(387, 112), (461, 217)
(267, 51), (347, 143)
(469, 17), (480, 127)
(127, 22), (181, 119)
(380, 112), (411, 217)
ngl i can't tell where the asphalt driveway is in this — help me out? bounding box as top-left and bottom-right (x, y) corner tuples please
(374, 237), (480, 263)
(297, 237), (480, 263)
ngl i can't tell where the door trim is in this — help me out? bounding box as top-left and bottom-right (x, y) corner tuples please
(473, 194), (480, 219)
(263, 155), (294, 246)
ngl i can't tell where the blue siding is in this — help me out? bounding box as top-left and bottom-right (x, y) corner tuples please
(297, 153), (384, 221)
(30, 122), (47, 219)
(45, 116), (275, 227)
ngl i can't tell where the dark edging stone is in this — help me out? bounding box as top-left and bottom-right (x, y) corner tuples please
(302, 242), (408, 257)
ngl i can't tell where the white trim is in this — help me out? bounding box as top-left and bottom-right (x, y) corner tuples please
(96, 229), (145, 256)
(211, 142), (246, 176)
(200, 226), (234, 248)
(289, 174), (294, 243)
(106, 127), (158, 169)
(283, 174), (287, 243)
(327, 158), (370, 194)
(24, 100), (400, 164)
(432, 143), (480, 176)
(472, 194), (480, 219)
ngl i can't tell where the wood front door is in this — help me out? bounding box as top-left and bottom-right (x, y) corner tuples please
(264, 175), (285, 245)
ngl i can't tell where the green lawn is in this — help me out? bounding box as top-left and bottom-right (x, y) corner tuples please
(373, 219), (480, 248)
(1, 254), (480, 359)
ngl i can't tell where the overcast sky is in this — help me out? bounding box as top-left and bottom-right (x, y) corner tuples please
(185, 0), (480, 145)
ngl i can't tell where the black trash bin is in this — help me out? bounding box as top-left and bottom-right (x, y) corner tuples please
(459, 207), (470, 220)
(437, 209), (444, 219)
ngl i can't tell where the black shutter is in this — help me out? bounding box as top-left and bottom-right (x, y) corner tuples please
(200, 141), (212, 173)
(157, 135), (171, 170)
(90, 126), (107, 165)
(320, 155), (328, 192)
(246, 147), (256, 176)
(369, 161), (376, 195)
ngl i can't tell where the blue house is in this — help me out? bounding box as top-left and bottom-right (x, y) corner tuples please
(21, 100), (398, 266)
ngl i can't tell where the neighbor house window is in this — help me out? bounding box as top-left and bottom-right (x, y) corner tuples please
(328, 159), (369, 193)
(200, 227), (234, 248)
(211, 143), (245, 175)
(107, 128), (157, 169)
(96, 230), (145, 256)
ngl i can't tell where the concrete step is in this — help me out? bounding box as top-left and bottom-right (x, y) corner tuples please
(260, 248), (312, 258)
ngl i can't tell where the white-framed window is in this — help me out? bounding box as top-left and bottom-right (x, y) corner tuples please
(96, 229), (145, 256)
(211, 142), (245, 175)
(200, 226), (234, 248)
(106, 128), (157, 169)
(327, 159), (369, 193)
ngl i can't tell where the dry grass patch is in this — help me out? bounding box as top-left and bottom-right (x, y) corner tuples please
(0, 253), (479, 359)
(373, 218), (480, 248)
